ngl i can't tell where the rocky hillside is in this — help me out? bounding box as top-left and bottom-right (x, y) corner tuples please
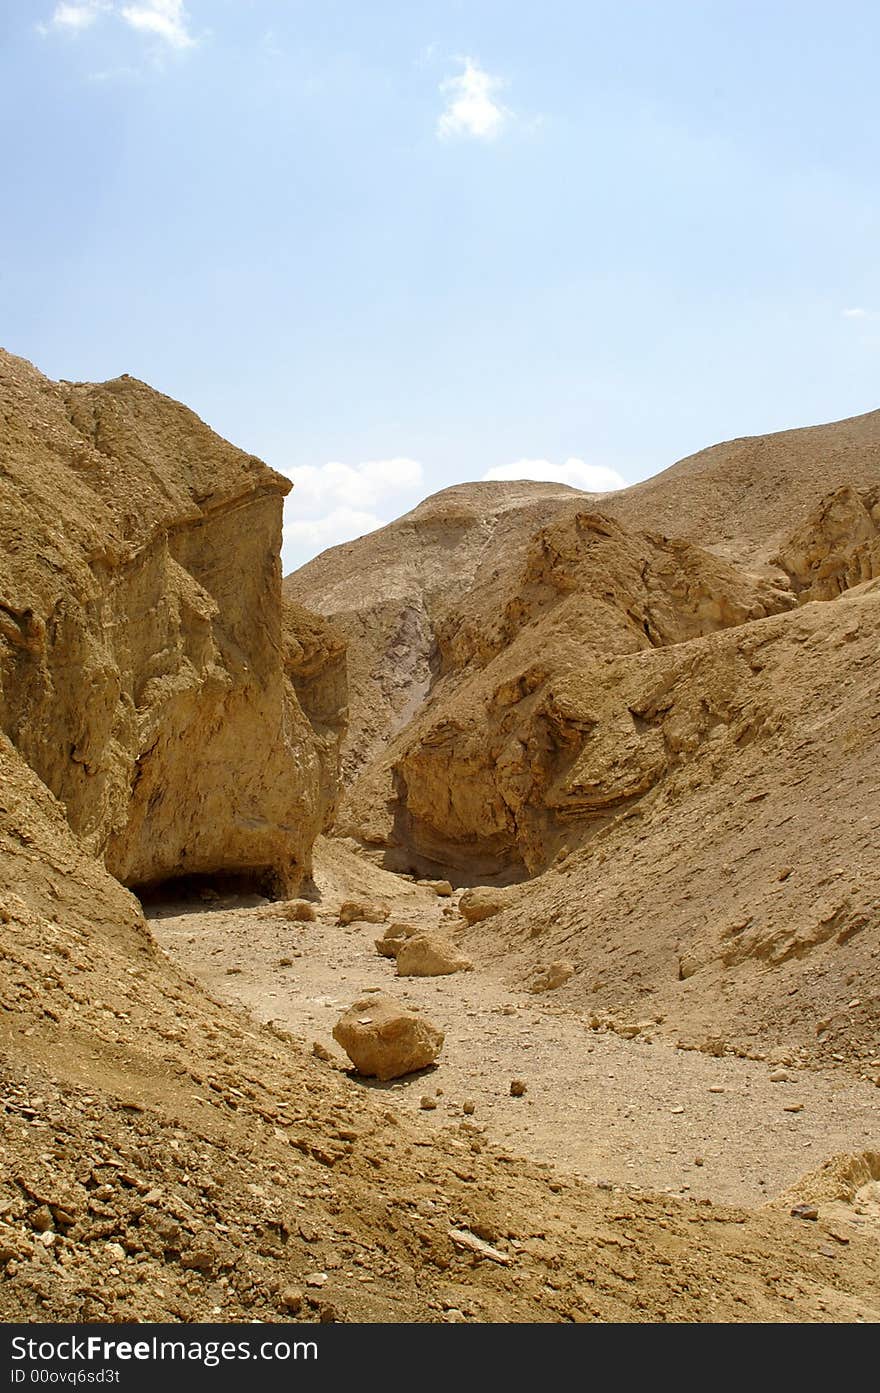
(287, 409), (880, 1064)
(0, 350), (343, 895)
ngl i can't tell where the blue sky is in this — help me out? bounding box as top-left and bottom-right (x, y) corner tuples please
(3, 2), (879, 571)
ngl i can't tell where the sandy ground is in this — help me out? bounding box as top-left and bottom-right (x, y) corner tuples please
(148, 843), (880, 1214)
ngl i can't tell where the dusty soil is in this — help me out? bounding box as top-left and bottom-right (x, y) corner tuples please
(152, 841), (880, 1212)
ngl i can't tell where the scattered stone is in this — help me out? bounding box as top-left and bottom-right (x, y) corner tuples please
(528, 960), (575, 993)
(312, 1041), (333, 1062)
(332, 995), (444, 1080)
(783, 1102), (805, 1113)
(305, 1272), (328, 1288)
(694, 1156), (705, 1166)
(769, 1069), (790, 1083)
(790, 1203), (819, 1221)
(708, 1085), (725, 1094)
(420, 1096), (437, 1111)
(448, 1228), (512, 1266)
(396, 933), (473, 977)
(338, 900), (388, 926)
(671, 1106), (685, 1115)
(462, 1100), (476, 1116)
(280, 1287), (303, 1313)
(509, 1080), (527, 1098)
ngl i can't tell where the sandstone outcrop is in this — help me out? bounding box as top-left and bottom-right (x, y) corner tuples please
(332, 995), (445, 1079)
(0, 350), (344, 895)
(773, 485), (880, 601)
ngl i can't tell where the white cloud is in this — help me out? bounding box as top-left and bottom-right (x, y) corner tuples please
(842, 307), (869, 319)
(119, 0), (194, 48)
(49, 1), (110, 31)
(282, 458), (424, 571)
(437, 58), (510, 141)
(284, 506), (387, 556)
(483, 458), (627, 493)
(41, 0), (194, 47)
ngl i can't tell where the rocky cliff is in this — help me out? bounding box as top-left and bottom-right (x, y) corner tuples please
(0, 349), (343, 894)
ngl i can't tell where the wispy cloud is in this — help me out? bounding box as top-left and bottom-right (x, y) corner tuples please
(842, 307), (870, 319)
(48, 1), (111, 31)
(483, 458), (627, 493)
(119, 1), (194, 49)
(282, 458), (424, 571)
(437, 58), (511, 141)
(41, 0), (195, 47)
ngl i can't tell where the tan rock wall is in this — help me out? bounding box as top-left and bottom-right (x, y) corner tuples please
(0, 350), (342, 895)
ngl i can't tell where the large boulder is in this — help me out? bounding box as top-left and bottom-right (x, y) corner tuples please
(332, 996), (444, 1080)
(395, 933), (473, 977)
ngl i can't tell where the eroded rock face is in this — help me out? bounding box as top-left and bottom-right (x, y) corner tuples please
(341, 511), (796, 877)
(0, 350), (343, 895)
(773, 486), (880, 601)
(332, 995), (444, 1079)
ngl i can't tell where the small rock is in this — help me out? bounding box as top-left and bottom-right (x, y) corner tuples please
(708, 1085), (725, 1094)
(279, 900), (317, 922)
(694, 1156), (704, 1166)
(420, 1096), (438, 1111)
(528, 960), (575, 993)
(312, 1041), (333, 1062)
(421, 879), (454, 897)
(783, 1102), (805, 1113)
(671, 1106), (685, 1115)
(458, 886), (517, 924)
(374, 923), (418, 958)
(509, 1080), (527, 1098)
(105, 1242), (126, 1262)
(338, 900), (388, 926)
(769, 1069), (789, 1082)
(30, 1207), (53, 1234)
(305, 1272), (328, 1288)
(790, 1203), (819, 1221)
(280, 1287), (303, 1313)
(462, 1100), (476, 1116)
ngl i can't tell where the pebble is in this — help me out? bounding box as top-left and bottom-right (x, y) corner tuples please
(462, 1100), (476, 1115)
(509, 1080), (527, 1098)
(420, 1096), (438, 1110)
(280, 1287), (303, 1313)
(783, 1102), (805, 1113)
(769, 1069), (789, 1083)
(305, 1272), (328, 1288)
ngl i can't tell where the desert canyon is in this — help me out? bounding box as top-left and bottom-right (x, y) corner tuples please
(1, 346), (879, 1323)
